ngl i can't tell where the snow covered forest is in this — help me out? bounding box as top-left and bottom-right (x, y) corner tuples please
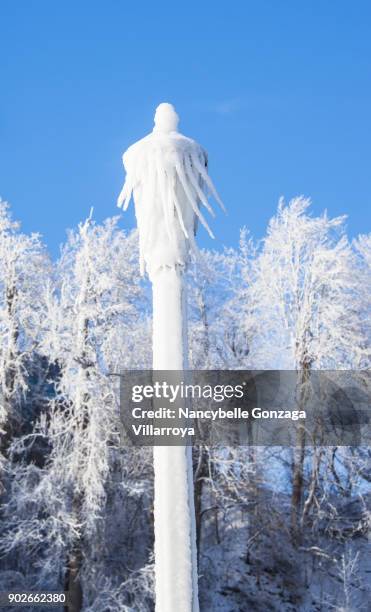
(0, 196), (370, 611)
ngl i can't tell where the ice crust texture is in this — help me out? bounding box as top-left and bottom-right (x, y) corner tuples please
(117, 103), (224, 279)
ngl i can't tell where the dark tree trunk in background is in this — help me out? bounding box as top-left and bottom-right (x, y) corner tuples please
(194, 445), (208, 563)
(64, 545), (83, 612)
(291, 363), (311, 544)
(64, 317), (90, 612)
(0, 285), (20, 485)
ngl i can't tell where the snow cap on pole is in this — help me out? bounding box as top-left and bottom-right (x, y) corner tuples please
(118, 103), (225, 278)
(153, 103), (179, 133)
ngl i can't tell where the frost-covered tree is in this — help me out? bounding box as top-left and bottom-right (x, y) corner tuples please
(247, 197), (366, 540)
(249, 197), (363, 369)
(354, 233), (371, 369)
(0, 214), (151, 609)
(187, 241), (257, 555)
(47, 214), (150, 608)
(0, 201), (50, 473)
(188, 233), (256, 370)
(215, 229), (257, 369)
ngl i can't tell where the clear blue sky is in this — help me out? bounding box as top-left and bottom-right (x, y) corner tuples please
(1, 0), (370, 257)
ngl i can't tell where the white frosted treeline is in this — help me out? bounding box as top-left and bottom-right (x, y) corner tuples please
(118, 103), (223, 612)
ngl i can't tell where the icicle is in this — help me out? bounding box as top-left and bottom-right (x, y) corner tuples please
(192, 154), (226, 213)
(184, 154), (215, 218)
(175, 158), (215, 239)
(167, 169), (189, 239)
(141, 155), (157, 250)
(155, 150), (173, 243)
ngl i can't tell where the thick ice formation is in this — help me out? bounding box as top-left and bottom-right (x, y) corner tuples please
(118, 103), (224, 278)
(117, 104), (223, 612)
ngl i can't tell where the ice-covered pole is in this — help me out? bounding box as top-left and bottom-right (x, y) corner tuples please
(118, 103), (224, 612)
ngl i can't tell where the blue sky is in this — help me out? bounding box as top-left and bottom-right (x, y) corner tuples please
(1, 0), (370, 257)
